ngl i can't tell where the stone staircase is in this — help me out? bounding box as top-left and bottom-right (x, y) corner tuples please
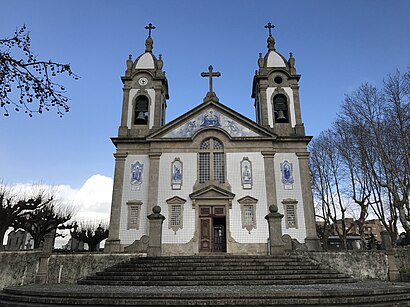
(78, 254), (355, 286)
(1, 255), (410, 306)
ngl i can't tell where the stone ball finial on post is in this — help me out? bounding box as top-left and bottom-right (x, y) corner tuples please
(147, 205), (165, 257)
(265, 203), (285, 256)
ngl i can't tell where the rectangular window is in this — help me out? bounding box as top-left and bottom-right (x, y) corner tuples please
(127, 204), (141, 230)
(243, 205), (254, 226)
(199, 153), (210, 183)
(213, 152), (225, 183)
(286, 204), (297, 228)
(170, 205), (182, 227)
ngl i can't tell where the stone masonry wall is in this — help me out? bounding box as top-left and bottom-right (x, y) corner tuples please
(0, 252), (136, 290)
(303, 251), (389, 280)
(395, 246), (410, 272)
(0, 251), (42, 289)
(47, 253), (136, 284)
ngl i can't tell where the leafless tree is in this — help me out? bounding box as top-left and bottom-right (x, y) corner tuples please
(309, 130), (354, 250)
(0, 184), (52, 247)
(12, 200), (73, 249)
(70, 220), (109, 252)
(0, 25), (78, 117)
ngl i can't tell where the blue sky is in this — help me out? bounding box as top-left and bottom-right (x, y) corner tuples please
(1, 0), (410, 189)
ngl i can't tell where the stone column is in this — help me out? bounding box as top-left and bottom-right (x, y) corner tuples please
(147, 206), (166, 257)
(296, 152), (320, 251)
(262, 151), (277, 211)
(105, 152), (127, 253)
(147, 152), (161, 213)
(265, 204), (285, 255)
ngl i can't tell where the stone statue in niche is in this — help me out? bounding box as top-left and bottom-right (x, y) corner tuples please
(171, 158), (183, 190)
(130, 161), (144, 191)
(241, 158), (252, 189)
(281, 160), (294, 189)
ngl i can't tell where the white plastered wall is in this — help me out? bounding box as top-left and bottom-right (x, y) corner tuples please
(274, 153), (307, 242)
(126, 88), (156, 129)
(227, 152), (269, 243)
(266, 87), (296, 128)
(158, 153), (197, 244)
(118, 155), (150, 245)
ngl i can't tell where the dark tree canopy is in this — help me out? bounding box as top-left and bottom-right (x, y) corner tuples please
(0, 185), (53, 247)
(0, 25), (78, 117)
(13, 202), (73, 249)
(70, 221), (109, 252)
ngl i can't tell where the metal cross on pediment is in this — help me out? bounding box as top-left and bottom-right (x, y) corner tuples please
(264, 22), (275, 37)
(145, 23), (156, 37)
(201, 65), (221, 95)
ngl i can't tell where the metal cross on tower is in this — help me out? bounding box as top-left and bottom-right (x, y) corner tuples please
(201, 65), (221, 95)
(145, 23), (156, 37)
(264, 22), (275, 37)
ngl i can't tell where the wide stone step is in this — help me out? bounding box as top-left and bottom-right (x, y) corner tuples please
(78, 277), (355, 286)
(106, 264), (321, 272)
(86, 272), (349, 281)
(96, 268), (337, 276)
(3, 283), (409, 306)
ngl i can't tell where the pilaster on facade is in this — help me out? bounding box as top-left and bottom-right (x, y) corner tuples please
(262, 151), (276, 211)
(147, 152), (162, 212)
(296, 151), (320, 250)
(105, 152), (128, 252)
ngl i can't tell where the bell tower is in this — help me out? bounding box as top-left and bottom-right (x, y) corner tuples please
(252, 23), (305, 136)
(118, 23), (169, 137)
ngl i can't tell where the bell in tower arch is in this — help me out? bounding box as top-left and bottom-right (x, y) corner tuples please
(134, 95), (149, 125)
(273, 94), (289, 123)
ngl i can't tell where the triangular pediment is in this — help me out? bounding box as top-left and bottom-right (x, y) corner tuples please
(148, 100), (276, 140)
(166, 196), (187, 204)
(237, 195), (259, 204)
(189, 184), (235, 201)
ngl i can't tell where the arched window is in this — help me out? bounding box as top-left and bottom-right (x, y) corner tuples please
(199, 138), (225, 183)
(273, 94), (289, 123)
(134, 95), (149, 125)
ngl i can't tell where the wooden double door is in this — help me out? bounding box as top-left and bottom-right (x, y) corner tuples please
(199, 206), (226, 253)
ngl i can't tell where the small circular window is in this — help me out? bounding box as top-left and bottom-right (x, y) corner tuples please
(274, 76), (283, 84)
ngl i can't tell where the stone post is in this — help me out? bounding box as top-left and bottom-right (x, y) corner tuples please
(265, 204), (285, 255)
(381, 230), (400, 281)
(147, 205), (166, 257)
(34, 228), (56, 284)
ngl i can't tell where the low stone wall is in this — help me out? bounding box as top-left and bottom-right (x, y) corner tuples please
(47, 253), (136, 284)
(395, 246), (410, 271)
(0, 251), (137, 290)
(303, 251), (389, 280)
(0, 251), (42, 289)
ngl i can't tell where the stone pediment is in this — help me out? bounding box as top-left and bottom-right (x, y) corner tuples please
(166, 196), (187, 204)
(237, 195), (259, 204)
(189, 184), (235, 204)
(148, 100), (276, 140)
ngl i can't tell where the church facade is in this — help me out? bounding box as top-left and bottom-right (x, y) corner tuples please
(105, 25), (319, 255)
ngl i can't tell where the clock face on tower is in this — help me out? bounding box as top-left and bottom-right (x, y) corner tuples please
(138, 77), (148, 86)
